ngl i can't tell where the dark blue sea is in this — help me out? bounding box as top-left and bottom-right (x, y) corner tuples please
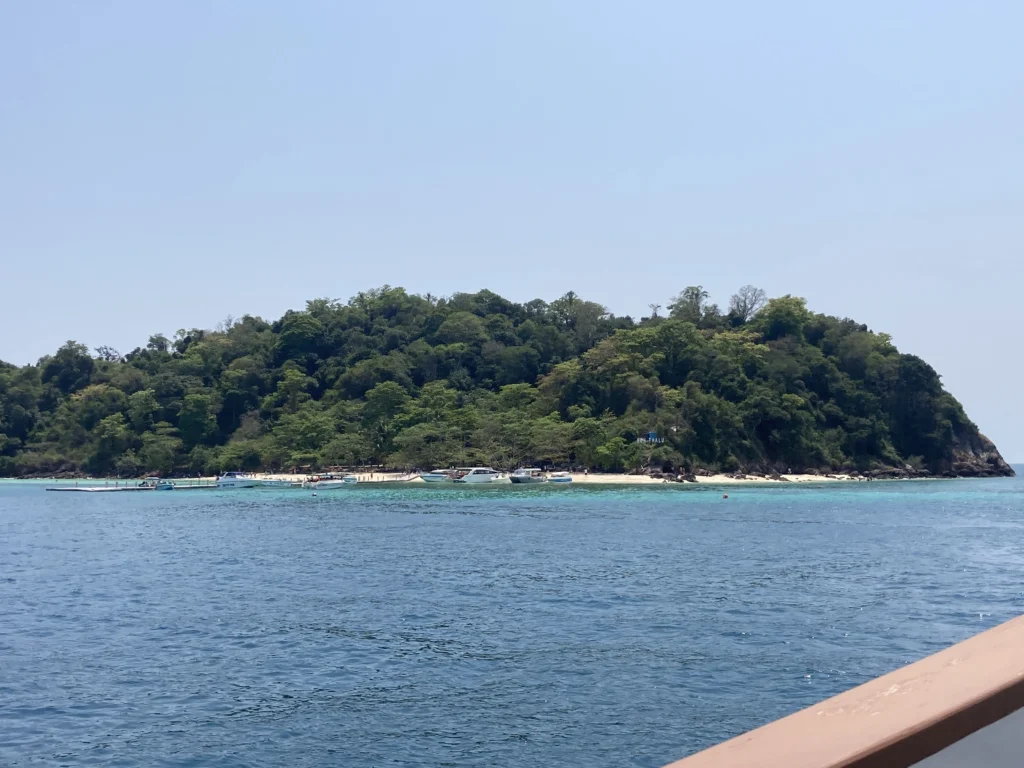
(2, 476), (1023, 767)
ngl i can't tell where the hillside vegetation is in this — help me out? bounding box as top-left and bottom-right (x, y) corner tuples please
(0, 286), (1012, 478)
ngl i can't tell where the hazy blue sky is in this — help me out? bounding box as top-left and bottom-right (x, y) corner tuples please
(2, 2), (1022, 458)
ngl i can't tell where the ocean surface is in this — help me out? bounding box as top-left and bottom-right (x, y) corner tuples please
(1, 476), (1023, 767)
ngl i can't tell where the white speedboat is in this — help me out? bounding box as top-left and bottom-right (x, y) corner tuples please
(421, 469), (457, 483)
(216, 471), (263, 489)
(547, 472), (573, 484)
(140, 477), (175, 490)
(453, 467), (508, 484)
(303, 473), (358, 490)
(261, 478), (303, 488)
(510, 468), (546, 484)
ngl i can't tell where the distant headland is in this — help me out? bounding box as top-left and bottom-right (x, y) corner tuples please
(0, 286), (1013, 480)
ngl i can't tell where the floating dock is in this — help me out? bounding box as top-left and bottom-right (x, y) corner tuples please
(46, 481), (219, 492)
(46, 486), (159, 493)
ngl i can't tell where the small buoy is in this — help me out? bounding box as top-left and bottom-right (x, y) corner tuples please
(723, 493), (729, 499)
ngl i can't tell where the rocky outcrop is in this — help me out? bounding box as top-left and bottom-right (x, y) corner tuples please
(853, 428), (1013, 479)
(944, 430), (1015, 478)
(724, 426), (1014, 480)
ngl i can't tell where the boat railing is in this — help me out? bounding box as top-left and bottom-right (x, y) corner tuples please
(662, 613), (1024, 768)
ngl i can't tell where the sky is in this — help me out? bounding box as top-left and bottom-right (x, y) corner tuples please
(1, 1), (1021, 458)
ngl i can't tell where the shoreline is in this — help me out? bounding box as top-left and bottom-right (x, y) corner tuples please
(565, 472), (865, 485)
(5, 471), (935, 486)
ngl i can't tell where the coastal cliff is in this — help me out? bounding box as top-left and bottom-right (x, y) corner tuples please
(0, 286), (1014, 479)
(946, 430), (1015, 478)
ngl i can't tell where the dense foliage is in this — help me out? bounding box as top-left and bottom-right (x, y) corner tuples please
(0, 286), (989, 477)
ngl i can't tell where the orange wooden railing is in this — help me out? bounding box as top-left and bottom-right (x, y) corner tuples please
(664, 614), (1024, 768)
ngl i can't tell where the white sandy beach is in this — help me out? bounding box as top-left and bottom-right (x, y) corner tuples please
(26, 470), (866, 486)
(251, 471), (863, 486)
(565, 472), (861, 485)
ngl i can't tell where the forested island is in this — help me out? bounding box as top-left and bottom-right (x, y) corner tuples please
(0, 286), (1013, 479)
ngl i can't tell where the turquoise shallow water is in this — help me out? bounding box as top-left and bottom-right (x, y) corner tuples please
(1, 476), (1023, 767)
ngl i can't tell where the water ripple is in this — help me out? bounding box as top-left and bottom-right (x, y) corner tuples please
(1, 477), (1022, 766)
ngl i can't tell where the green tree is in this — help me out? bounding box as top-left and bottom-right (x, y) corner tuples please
(277, 312), (324, 358)
(435, 312), (488, 345)
(668, 286), (710, 324)
(756, 296), (810, 341)
(178, 394), (218, 449)
(127, 389), (160, 432)
(362, 382), (410, 458)
(115, 449), (143, 477)
(529, 415), (572, 464)
(88, 413), (131, 473)
(72, 384), (129, 431)
(147, 334), (170, 353)
(393, 422), (454, 468)
(594, 436), (629, 471)
(274, 367), (314, 412)
(41, 341), (94, 395)
(321, 432), (371, 467)
(273, 404), (336, 455)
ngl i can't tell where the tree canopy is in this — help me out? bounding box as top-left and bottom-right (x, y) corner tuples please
(0, 285), (1007, 477)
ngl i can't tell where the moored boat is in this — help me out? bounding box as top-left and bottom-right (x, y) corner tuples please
(547, 471), (573, 484)
(216, 471), (263, 489)
(303, 473), (358, 490)
(260, 478), (303, 488)
(453, 467), (508, 484)
(421, 469), (457, 483)
(510, 468), (546, 484)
